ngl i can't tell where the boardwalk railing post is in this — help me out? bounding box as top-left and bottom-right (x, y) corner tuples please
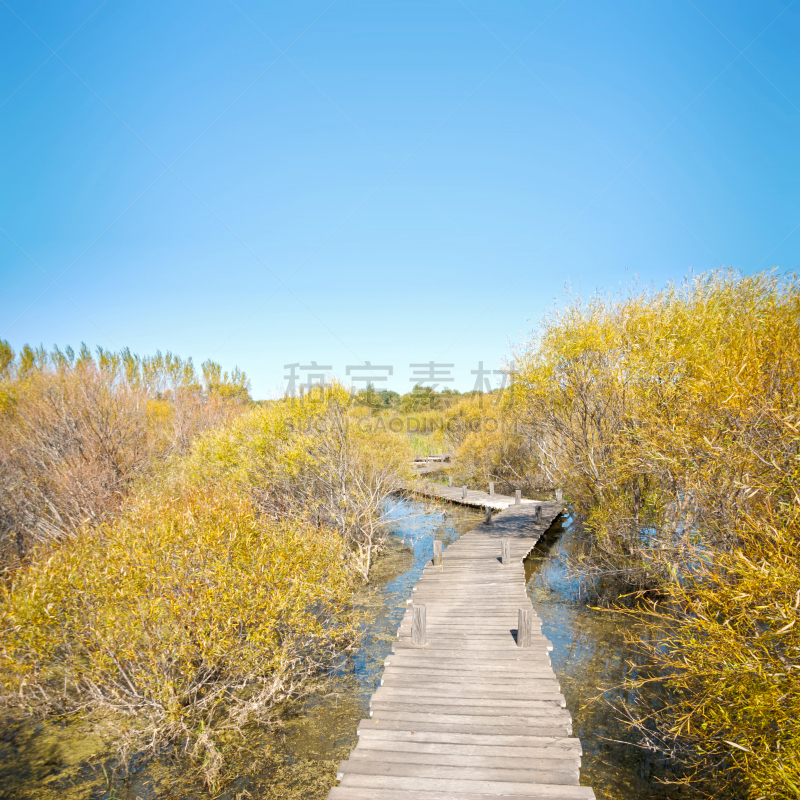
(448, 477), (453, 487)
(515, 489), (522, 505)
(501, 539), (511, 565)
(411, 604), (426, 645)
(462, 485), (467, 499)
(518, 607), (533, 647)
(433, 540), (442, 567)
(484, 506), (492, 526)
(489, 481), (495, 496)
(556, 488), (563, 502)
(536, 505), (542, 525)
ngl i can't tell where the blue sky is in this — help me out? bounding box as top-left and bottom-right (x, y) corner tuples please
(1, 0), (797, 397)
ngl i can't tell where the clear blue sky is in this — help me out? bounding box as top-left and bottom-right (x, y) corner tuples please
(1, 1), (797, 397)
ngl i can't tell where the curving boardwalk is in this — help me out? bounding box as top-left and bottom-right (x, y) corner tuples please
(328, 497), (595, 800)
(415, 481), (545, 510)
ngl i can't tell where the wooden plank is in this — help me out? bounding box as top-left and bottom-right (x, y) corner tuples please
(354, 739), (581, 760)
(326, 497), (591, 800)
(382, 666), (553, 677)
(360, 720), (573, 737)
(366, 706), (571, 730)
(369, 704), (571, 721)
(371, 688), (566, 707)
(378, 664), (557, 676)
(329, 789), (593, 800)
(355, 727), (582, 752)
(379, 680), (563, 693)
(336, 759), (579, 785)
(335, 775), (595, 798)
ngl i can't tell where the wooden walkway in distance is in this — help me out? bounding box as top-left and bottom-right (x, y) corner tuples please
(414, 481), (543, 511)
(328, 497), (594, 800)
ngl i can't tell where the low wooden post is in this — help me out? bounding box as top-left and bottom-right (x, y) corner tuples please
(411, 604), (426, 645)
(448, 477), (453, 487)
(515, 489), (522, 505)
(556, 488), (563, 502)
(462, 485), (467, 499)
(518, 607), (533, 648)
(489, 481), (495, 496)
(536, 505), (542, 525)
(484, 506), (492, 525)
(433, 540), (442, 567)
(501, 539), (511, 565)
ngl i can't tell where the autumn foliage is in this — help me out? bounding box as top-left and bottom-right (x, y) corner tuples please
(0, 357), (410, 783)
(0, 342), (250, 574)
(510, 271), (800, 797)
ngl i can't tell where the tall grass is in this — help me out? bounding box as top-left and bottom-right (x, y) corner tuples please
(0, 342), (250, 574)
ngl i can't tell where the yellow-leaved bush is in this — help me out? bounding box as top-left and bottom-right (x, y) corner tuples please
(184, 385), (414, 579)
(0, 342), (251, 574)
(511, 270), (800, 796)
(0, 385), (412, 782)
(0, 477), (356, 782)
(443, 392), (545, 494)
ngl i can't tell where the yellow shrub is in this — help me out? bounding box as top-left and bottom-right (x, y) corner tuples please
(0, 476), (356, 782)
(513, 270), (800, 795)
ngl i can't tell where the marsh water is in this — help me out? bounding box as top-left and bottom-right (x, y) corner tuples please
(1, 497), (697, 799)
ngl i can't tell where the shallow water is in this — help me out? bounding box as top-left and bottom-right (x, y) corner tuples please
(1, 500), (699, 799)
(524, 514), (700, 800)
(261, 501), (700, 800)
(0, 497), (484, 800)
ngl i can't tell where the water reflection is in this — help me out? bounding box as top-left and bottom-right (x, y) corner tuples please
(0, 497), (484, 800)
(525, 514), (699, 800)
(273, 497), (486, 784)
(1, 501), (701, 799)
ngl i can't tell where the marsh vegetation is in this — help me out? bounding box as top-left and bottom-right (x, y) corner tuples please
(2, 269), (798, 798)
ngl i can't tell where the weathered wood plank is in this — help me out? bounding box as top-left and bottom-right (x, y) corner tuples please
(329, 789), (591, 800)
(360, 719), (573, 736)
(371, 687), (566, 707)
(336, 759), (579, 785)
(355, 727), (582, 751)
(354, 739), (581, 760)
(335, 775), (595, 798)
(326, 496), (592, 800)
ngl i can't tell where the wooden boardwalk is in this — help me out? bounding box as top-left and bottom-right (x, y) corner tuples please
(414, 481), (545, 511)
(328, 496), (594, 800)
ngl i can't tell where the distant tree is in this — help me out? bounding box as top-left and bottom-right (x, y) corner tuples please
(400, 385), (438, 412)
(355, 386), (400, 411)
